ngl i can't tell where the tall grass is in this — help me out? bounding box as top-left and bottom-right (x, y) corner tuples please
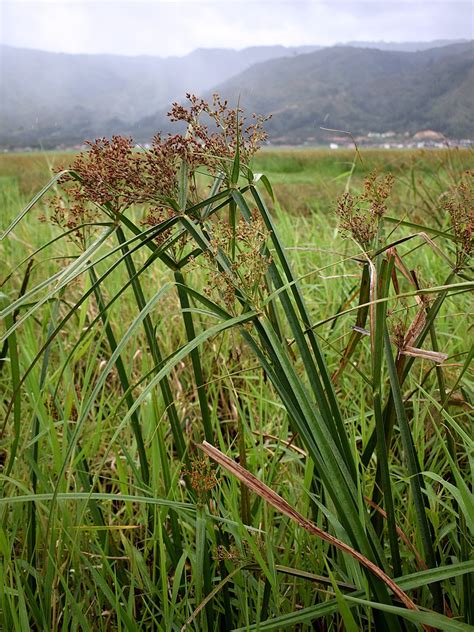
(0, 100), (473, 630)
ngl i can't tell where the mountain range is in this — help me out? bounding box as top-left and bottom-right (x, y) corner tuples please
(0, 39), (472, 148)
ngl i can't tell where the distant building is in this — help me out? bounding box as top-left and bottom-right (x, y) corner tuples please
(413, 130), (445, 141)
(368, 131), (396, 138)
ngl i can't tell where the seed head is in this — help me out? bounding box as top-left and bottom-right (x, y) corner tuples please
(336, 172), (394, 249)
(183, 457), (219, 501)
(442, 172), (473, 269)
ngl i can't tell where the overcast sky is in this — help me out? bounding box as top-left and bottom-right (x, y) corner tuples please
(1, 0), (472, 57)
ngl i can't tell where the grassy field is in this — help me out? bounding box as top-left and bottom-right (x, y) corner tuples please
(0, 145), (473, 631)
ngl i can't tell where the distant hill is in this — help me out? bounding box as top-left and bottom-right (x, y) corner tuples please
(186, 42), (473, 143)
(0, 40), (472, 147)
(340, 39), (470, 53)
(0, 44), (321, 147)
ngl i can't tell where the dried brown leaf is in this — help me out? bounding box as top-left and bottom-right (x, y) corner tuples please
(198, 441), (421, 616)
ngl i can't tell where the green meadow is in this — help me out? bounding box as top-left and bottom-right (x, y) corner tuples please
(0, 145), (473, 631)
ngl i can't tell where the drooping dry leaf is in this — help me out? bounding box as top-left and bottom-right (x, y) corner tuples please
(198, 441), (422, 617)
(401, 346), (448, 363)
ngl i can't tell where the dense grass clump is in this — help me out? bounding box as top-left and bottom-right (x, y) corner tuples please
(0, 99), (473, 631)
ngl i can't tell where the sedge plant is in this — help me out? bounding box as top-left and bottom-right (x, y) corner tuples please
(0, 95), (473, 631)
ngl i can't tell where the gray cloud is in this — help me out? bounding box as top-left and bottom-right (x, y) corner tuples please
(1, 0), (472, 56)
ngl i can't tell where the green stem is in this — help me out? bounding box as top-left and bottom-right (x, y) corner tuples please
(383, 326), (443, 612)
(174, 270), (213, 442)
(89, 266), (150, 486)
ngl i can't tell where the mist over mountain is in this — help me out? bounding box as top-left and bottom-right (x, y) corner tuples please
(0, 43), (321, 147)
(0, 40), (472, 148)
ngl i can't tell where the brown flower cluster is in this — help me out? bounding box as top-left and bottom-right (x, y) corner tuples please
(51, 94), (269, 231)
(183, 457), (219, 501)
(168, 93), (270, 177)
(214, 545), (242, 562)
(199, 209), (271, 312)
(390, 318), (408, 351)
(67, 136), (144, 208)
(336, 171), (394, 248)
(443, 172), (473, 269)
(214, 536), (264, 564)
(49, 196), (97, 234)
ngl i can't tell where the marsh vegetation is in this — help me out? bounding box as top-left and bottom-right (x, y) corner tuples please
(0, 100), (473, 630)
